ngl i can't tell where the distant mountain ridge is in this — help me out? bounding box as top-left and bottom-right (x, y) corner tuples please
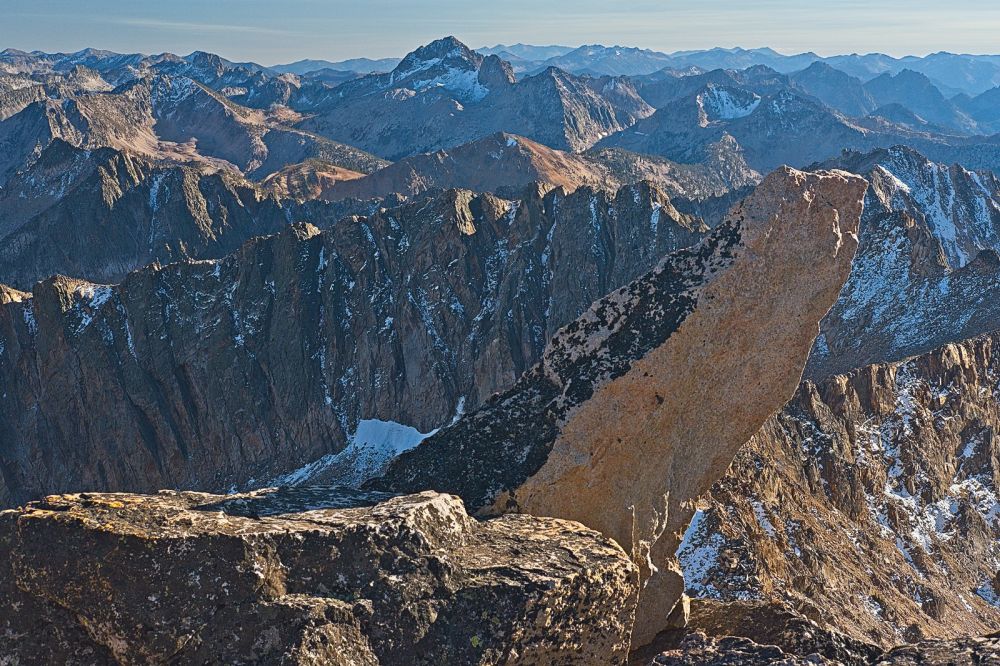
(468, 44), (1000, 95)
(11, 44), (1000, 96)
(270, 57), (402, 75)
(320, 132), (759, 202)
(297, 37), (656, 159)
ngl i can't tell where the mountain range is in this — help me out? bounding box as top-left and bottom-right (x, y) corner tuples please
(2, 31), (1000, 665)
(465, 45), (1000, 96)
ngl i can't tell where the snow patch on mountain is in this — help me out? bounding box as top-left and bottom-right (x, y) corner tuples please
(876, 165), (911, 194)
(151, 76), (199, 108)
(149, 173), (166, 213)
(271, 418), (437, 488)
(853, 362), (1000, 572)
(21, 304), (37, 336)
(877, 148), (1000, 269)
(411, 66), (488, 102)
(698, 85), (761, 121)
(977, 580), (1000, 608)
(73, 284), (114, 334)
(677, 509), (721, 593)
(677, 506), (759, 601)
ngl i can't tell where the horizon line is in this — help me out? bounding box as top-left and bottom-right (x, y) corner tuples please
(5, 38), (1000, 68)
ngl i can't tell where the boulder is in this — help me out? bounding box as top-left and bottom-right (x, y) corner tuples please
(0, 487), (637, 664)
(647, 629), (1000, 666)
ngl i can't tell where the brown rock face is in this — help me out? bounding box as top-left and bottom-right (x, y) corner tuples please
(321, 132), (760, 203)
(0, 488), (637, 664)
(679, 332), (1000, 649)
(372, 167), (868, 644)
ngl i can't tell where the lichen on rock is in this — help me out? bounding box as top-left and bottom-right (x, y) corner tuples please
(0, 487), (638, 665)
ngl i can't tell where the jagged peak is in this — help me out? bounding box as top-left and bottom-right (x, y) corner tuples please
(870, 68), (936, 86)
(361, 36), (491, 102)
(32, 273), (113, 305)
(184, 50), (225, 63)
(284, 220), (322, 241)
(797, 60), (846, 76)
(150, 51), (185, 65)
(410, 36), (475, 59)
(739, 63), (783, 77)
(818, 144), (947, 179)
(536, 65), (572, 80)
(395, 36), (482, 73)
(477, 54), (515, 87)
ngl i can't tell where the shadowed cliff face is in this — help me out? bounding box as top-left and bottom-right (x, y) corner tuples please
(0, 136), (746, 294)
(680, 331), (1000, 649)
(808, 147), (1000, 380)
(371, 167), (868, 644)
(0, 181), (704, 508)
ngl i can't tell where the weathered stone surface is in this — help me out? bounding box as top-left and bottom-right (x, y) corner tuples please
(681, 332), (1000, 648)
(646, 628), (1000, 666)
(0, 487), (637, 664)
(639, 600), (999, 666)
(648, 632), (833, 666)
(0, 181), (703, 508)
(372, 167), (867, 643)
(679, 600), (881, 664)
(876, 634), (1000, 665)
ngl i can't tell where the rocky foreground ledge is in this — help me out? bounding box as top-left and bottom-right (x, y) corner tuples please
(639, 600), (1000, 665)
(0, 487), (637, 665)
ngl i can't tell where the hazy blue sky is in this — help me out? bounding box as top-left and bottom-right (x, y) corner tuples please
(2, 0), (998, 65)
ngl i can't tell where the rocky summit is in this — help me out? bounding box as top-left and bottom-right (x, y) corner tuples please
(5, 21), (1000, 664)
(0, 487), (637, 664)
(371, 166), (868, 643)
